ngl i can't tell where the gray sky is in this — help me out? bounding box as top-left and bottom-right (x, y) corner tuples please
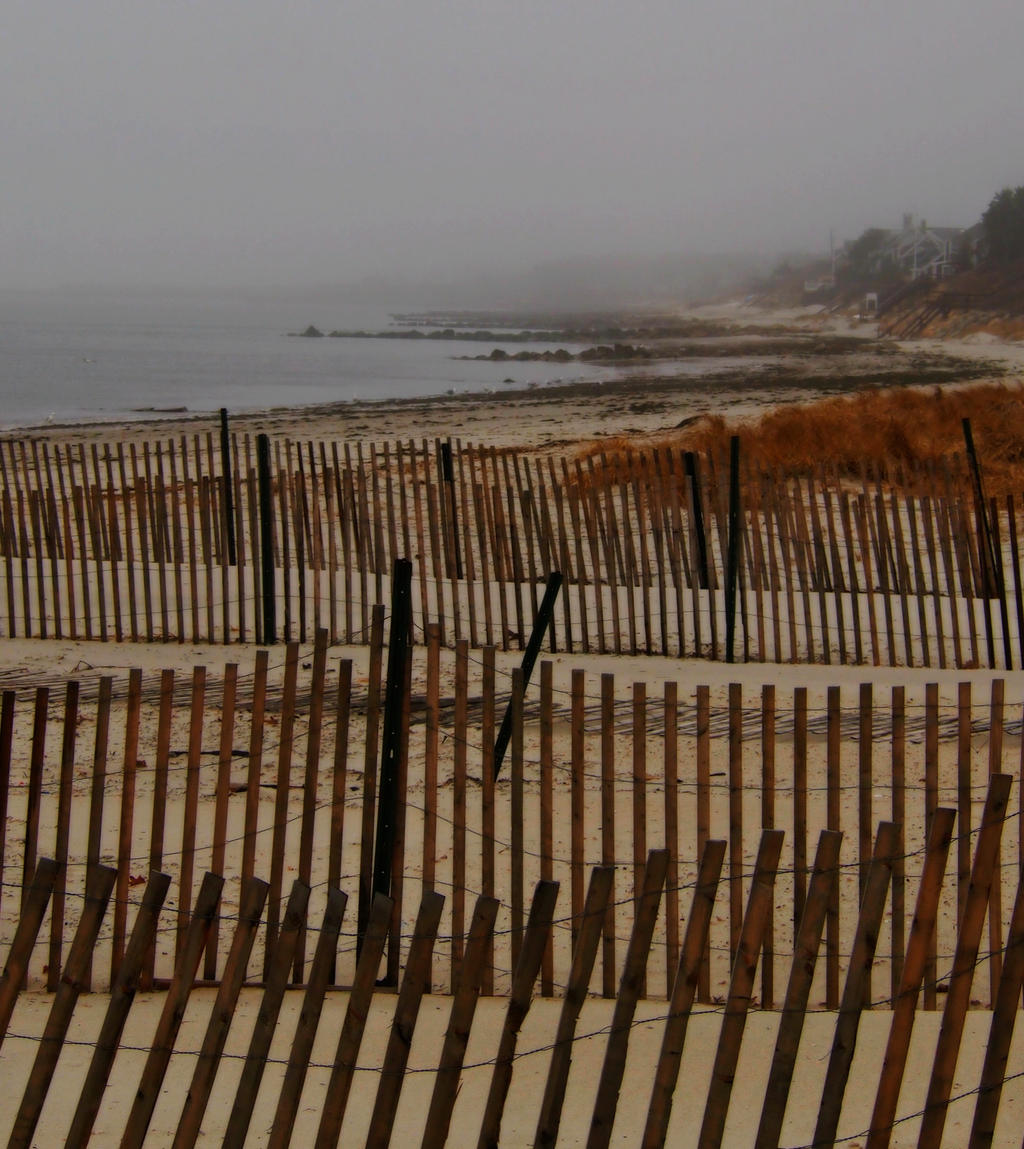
(3, 0), (1022, 293)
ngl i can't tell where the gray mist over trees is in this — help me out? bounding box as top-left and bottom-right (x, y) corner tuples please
(3, 0), (1023, 308)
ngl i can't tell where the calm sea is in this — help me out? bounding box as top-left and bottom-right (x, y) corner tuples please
(0, 290), (636, 430)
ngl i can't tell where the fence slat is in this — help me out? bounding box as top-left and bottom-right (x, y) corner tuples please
(969, 860), (1024, 1148)
(476, 880), (559, 1149)
(177, 666), (206, 962)
(698, 829), (785, 1149)
(364, 889), (445, 1149)
(223, 880), (311, 1149)
(641, 839), (725, 1149)
(867, 807), (957, 1149)
(207, 661), (238, 980)
(241, 648), (268, 884)
(64, 871), (171, 1149)
(535, 866), (615, 1149)
(756, 829), (843, 1149)
(47, 680), (78, 992)
(8, 864), (117, 1149)
(601, 672), (616, 996)
(696, 682), (711, 1000)
(0, 692), (14, 919)
(21, 687), (48, 911)
(917, 774), (1013, 1147)
(588, 850), (669, 1149)
(266, 641), (299, 975)
(112, 669), (142, 983)
(358, 605), (385, 946)
(295, 629), (328, 981)
(266, 887), (348, 1149)
(0, 858), (60, 1043)
(812, 822), (899, 1148)
(423, 894), (500, 1149)
(118, 871), (225, 1149)
(313, 892), (393, 1149)
(170, 876), (270, 1149)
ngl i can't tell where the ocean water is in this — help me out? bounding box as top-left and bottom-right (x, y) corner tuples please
(0, 291), (635, 429)
(0, 289), (750, 430)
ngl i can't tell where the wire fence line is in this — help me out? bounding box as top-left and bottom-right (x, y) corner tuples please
(2, 802), (1024, 1148)
(1, 632), (1023, 1009)
(3, 430), (1023, 667)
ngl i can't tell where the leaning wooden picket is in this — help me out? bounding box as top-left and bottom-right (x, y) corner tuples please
(2, 792), (1024, 1146)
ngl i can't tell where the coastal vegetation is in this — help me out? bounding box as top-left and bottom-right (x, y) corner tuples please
(583, 380), (1024, 495)
(982, 185), (1024, 264)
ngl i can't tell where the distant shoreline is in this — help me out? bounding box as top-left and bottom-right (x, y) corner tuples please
(4, 330), (1014, 454)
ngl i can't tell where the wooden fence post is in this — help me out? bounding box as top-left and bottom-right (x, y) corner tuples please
(220, 408), (236, 566)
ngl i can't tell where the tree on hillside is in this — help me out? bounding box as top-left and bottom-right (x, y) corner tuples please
(982, 186), (1024, 263)
(840, 227), (891, 281)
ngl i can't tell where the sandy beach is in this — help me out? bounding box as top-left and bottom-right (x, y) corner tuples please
(3, 312), (1024, 1145)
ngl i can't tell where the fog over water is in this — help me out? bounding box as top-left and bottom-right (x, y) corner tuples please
(2, 1), (1022, 306)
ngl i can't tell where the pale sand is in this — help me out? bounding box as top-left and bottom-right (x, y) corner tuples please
(3, 991), (1024, 1146)
(3, 317), (1024, 1145)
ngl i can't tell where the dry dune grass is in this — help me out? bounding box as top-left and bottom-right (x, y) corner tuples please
(580, 381), (1024, 496)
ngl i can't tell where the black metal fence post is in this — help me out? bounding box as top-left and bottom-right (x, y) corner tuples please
(493, 571), (563, 779)
(440, 439), (463, 579)
(220, 408), (237, 567)
(725, 436), (741, 664)
(256, 433), (276, 644)
(372, 559), (414, 907)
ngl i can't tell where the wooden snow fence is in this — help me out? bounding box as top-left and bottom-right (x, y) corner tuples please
(1, 433), (1023, 668)
(3, 790), (1024, 1146)
(2, 636), (1024, 1012)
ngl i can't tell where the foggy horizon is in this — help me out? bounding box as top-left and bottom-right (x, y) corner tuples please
(4, 1), (1022, 302)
